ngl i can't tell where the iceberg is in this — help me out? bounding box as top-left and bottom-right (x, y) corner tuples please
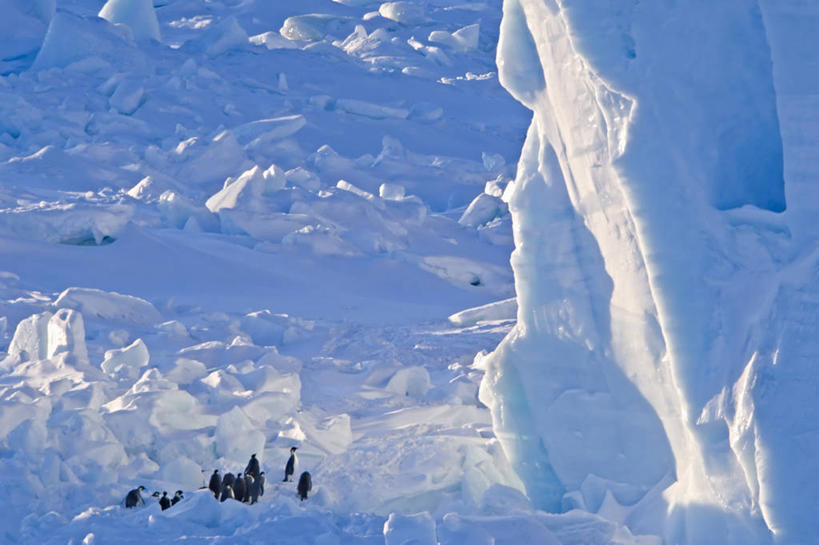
(481, 0), (817, 543)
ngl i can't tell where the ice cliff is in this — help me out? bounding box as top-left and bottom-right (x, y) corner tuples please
(481, 0), (819, 543)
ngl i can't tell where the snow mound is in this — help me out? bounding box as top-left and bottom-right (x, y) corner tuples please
(280, 14), (355, 42)
(448, 298), (516, 326)
(55, 288), (161, 326)
(458, 193), (506, 228)
(428, 24), (480, 53)
(3, 310), (52, 366)
(384, 512), (436, 545)
(385, 366), (431, 398)
(379, 2), (425, 24)
(98, 0), (160, 42)
(31, 12), (143, 71)
(195, 16), (249, 57)
(0, 0), (51, 71)
(100, 339), (150, 380)
(175, 131), (250, 187)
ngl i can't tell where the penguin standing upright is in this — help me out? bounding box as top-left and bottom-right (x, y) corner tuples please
(159, 491), (171, 511)
(243, 473), (254, 503)
(124, 486), (146, 508)
(245, 453), (260, 480)
(297, 472), (311, 501)
(221, 472), (235, 494)
(248, 473), (262, 504)
(220, 484), (234, 503)
(284, 447), (297, 482)
(234, 472), (246, 502)
(208, 469), (221, 498)
(171, 490), (183, 506)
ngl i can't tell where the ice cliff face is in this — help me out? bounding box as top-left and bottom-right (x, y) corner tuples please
(482, 0), (819, 543)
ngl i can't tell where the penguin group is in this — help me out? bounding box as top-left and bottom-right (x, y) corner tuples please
(208, 453), (265, 504)
(124, 486), (183, 510)
(284, 446), (311, 501)
(123, 448), (313, 509)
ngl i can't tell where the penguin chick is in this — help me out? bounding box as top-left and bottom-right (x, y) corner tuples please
(245, 453), (260, 480)
(284, 447), (297, 482)
(171, 490), (183, 506)
(234, 472), (246, 502)
(208, 469), (221, 498)
(220, 484), (234, 503)
(124, 486), (146, 508)
(159, 491), (171, 511)
(297, 472), (311, 501)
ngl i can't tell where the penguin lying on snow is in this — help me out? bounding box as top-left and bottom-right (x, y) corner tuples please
(284, 447), (297, 482)
(159, 491), (171, 511)
(297, 472), (311, 501)
(124, 486), (146, 508)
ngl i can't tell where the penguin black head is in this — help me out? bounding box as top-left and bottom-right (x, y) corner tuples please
(152, 491), (161, 497)
(163, 491), (168, 496)
(251, 453), (256, 458)
(290, 447), (297, 453)
(214, 469), (219, 474)
(237, 472), (242, 477)
(138, 486), (146, 491)
(175, 490), (183, 496)
(260, 471), (265, 476)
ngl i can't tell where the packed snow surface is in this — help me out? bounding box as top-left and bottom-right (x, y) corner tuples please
(1, 0), (816, 544)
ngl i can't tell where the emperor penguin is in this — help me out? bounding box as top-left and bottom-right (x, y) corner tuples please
(244, 453), (260, 480)
(171, 490), (183, 506)
(284, 447), (297, 482)
(220, 484), (234, 502)
(297, 472), (311, 501)
(159, 491), (171, 511)
(243, 473), (254, 503)
(248, 473), (262, 504)
(234, 472), (246, 502)
(258, 471), (265, 497)
(222, 472), (235, 492)
(208, 469), (221, 498)
(124, 486), (146, 508)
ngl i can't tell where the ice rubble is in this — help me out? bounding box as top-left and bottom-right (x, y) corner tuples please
(98, 0), (161, 42)
(482, 0), (817, 543)
(5, 0), (813, 542)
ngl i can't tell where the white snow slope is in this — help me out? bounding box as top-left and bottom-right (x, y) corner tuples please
(1, 0), (814, 544)
(481, 0), (819, 544)
(0, 0), (637, 544)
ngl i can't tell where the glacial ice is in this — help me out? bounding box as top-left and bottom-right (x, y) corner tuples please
(482, 0), (814, 543)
